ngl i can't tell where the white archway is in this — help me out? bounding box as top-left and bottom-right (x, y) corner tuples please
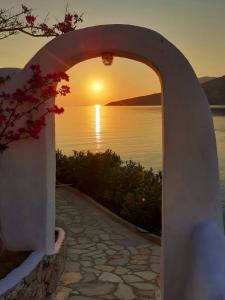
(0, 25), (223, 299)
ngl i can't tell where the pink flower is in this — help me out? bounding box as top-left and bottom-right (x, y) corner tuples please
(26, 116), (46, 139)
(47, 105), (64, 114)
(45, 72), (69, 83)
(59, 85), (70, 96)
(26, 15), (36, 26)
(65, 13), (73, 23)
(42, 86), (58, 98)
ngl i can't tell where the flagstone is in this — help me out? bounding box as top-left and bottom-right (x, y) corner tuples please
(104, 241), (116, 246)
(130, 282), (158, 290)
(114, 283), (135, 300)
(151, 245), (160, 255)
(151, 263), (160, 273)
(53, 286), (72, 300)
(95, 258), (107, 265)
(135, 271), (157, 281)
(132, 254), (149, 260)
(139, 248), (152, 255)
(69, 296), (99, 300)
(130, 260), (147, 265)
(68, 249), (90, 255)
(136, 289), (156, 298)
(151, 255), (160, 263)
(76, 282), (116, 296)
(74, 243), (95, 249)
(82, 267), (101, 275)
(61, 272), (82, 286)
(128, 247), (138, 255)
(100, 234), (110, 240)
(84, 250), (103, 256)
(108, 256), (129, 266)
(67, 254), (80, 261)
(111, 234), (124, 240)
(78, 238), (90, 243)
(122, 274), (143, 283)
(80, 261), (93, 267)
(100, 296), (116, 299)
(95, 265), (114, 272)
(99, 272), (122, 283)
(70, 227), (84, 234)
(82, 272), (97, 283)
(114, 266), (130, 275)
(111, 245), (125, 251)
(65, 262), (80, 272)
(97, 243), (109, 250)
(119, 249), (130, 255)
(126, 264), (147, 272)
(106, 249), (117, 255)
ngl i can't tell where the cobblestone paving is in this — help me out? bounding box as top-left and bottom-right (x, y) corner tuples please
(53, 188), (161, 300)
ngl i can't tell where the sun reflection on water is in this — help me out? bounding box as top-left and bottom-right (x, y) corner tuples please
(95, 104), (101, 147)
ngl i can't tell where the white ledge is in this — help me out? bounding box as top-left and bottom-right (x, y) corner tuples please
(0, 227), (65, 296)
(0, 250), (44, 296)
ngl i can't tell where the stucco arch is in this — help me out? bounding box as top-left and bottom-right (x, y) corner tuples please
(0, 25), (223, 299)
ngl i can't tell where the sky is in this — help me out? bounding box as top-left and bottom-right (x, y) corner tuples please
(0, 0), (225, 105)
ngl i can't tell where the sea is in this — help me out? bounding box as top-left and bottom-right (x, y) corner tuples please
(56, 105), (225, 206)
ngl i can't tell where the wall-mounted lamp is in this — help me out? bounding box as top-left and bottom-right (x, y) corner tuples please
(102, 52), (114, 66)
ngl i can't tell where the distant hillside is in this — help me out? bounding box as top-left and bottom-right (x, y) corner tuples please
(106, 93), (161, 106)
(202, 75), (225, 105)
(106, 76), (225, 106)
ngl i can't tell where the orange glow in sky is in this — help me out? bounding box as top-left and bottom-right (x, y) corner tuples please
(1, 1), (224, 106)
(58, 57), (160, 106)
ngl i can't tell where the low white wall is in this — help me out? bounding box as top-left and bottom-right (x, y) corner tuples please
(0, 227), (65, 298)
(0, 251), (44, 296)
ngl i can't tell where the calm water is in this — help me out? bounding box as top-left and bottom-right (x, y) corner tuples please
(56, 105), (225, 204)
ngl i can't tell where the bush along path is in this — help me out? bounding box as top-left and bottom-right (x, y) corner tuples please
(56, 149), (162, 235)
(52, 187), (160, 300)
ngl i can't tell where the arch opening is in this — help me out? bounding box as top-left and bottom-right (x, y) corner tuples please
(55, 55), (163, 236)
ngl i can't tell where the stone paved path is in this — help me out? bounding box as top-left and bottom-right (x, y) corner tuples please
(53, 187), (160, 300)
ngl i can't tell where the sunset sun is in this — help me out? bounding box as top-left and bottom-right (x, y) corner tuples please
(93, 82), (102, 92)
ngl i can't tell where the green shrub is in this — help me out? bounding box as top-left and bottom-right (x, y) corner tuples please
(56, 149), (162, 235)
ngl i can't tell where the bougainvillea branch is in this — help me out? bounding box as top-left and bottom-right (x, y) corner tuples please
(0, 64), (70, 153)
(0, 4), (83, 39)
